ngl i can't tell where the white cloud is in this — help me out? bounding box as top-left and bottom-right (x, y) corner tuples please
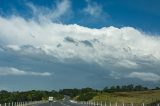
(53, 0), (71, 20)
(128, 72), (160, 82)
(115, 60), (138, 69)
(83, 0), (107, 18)
(0, 67), (52, 76)
(6, 45), (21, 51)
(27, 0), (71, 22)
(0, 16), (160, 68)
(0, 86), (10, 91)
(0, 13), (160, 80)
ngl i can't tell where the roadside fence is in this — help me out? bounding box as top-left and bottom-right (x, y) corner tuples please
(77, 101), (160, 106)
(0, 100), (47, 106)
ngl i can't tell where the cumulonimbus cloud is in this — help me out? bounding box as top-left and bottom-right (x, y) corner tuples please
(1, 16), (160, 66)
(0, 0), (160, 82)
(0, 15), (160, 81)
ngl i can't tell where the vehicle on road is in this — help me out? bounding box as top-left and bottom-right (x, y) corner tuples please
(48, 96), (54, 102)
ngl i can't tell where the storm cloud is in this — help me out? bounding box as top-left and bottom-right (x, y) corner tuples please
(0, 15), (160, 83)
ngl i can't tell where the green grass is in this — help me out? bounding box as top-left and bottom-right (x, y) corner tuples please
(91, 90), (160, 104)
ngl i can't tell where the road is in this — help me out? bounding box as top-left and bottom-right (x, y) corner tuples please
(34, 96), (87, 106)
(34, 101), (87, 106)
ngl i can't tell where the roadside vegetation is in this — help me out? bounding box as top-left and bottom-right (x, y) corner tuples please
(92, 90), (160, 104)
(0, 90), (63, 104)
(59, 85), (160, 104)
(0, 85), (160, 104)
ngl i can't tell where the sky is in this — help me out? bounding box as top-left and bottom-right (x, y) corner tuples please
(0, 0), (160, 91)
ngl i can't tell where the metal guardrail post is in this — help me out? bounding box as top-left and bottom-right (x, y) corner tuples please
(96, 101), (98, 106)
(131, 103), (133, 106)
(110, 102), (112, 106)
(115, 102), (117, 106)
(105, 102), (106, 106)
(123, 102), (124, 106)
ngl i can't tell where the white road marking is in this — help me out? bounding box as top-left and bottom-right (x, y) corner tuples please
(60, 102), (71, 106)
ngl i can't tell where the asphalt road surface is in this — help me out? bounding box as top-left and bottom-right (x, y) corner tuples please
(34, 96), (87, 106)
(34, 101), (87, 106)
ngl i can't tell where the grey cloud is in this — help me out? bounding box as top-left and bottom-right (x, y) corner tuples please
(64, 36), (79, 46)
(80, 40), (93, 47)
(64, 36), (76, 43)
(57, 43), (62, 48)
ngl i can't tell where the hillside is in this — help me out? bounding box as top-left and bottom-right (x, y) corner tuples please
(91, 90), (160, 104)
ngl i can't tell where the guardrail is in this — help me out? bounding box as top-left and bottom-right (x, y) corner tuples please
(76, 101), (160, 106)
(0, 100), (47, 106)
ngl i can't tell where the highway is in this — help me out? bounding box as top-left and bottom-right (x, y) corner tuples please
(34, 96), (87, 106)
(34, 101), (87, 106)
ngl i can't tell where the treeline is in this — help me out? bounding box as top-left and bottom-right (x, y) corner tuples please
(59, 85), (160, 97)
(59, 88), (97, 101)
(103, 84), (149, 92)
(0, 90), (63, 104)
(59, 85), (160, 101)
(103, 85), (160, 92)
(59, 88), (97, 98)
(0, 85), (159, 103)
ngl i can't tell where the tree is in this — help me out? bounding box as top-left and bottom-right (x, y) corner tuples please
(77, 92), (97, 101)
(103, 87), (108, 92)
